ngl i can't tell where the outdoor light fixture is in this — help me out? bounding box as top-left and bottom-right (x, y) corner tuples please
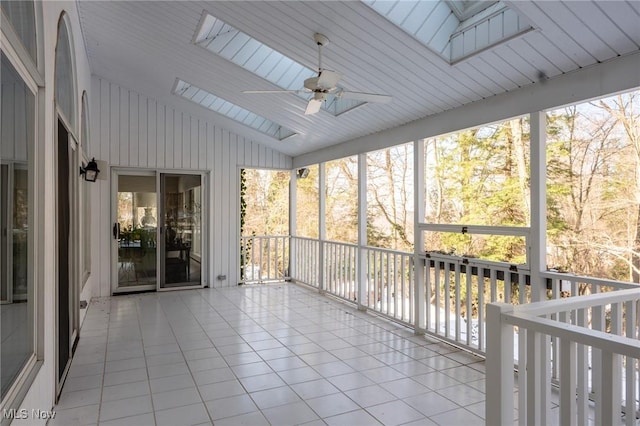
(80, 158), (100, 182)
(297, 168), (310, 179)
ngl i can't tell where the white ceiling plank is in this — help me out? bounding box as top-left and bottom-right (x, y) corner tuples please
(563, 1), (638, 56)
(505, 1), (595, 68)
(594, 1), (640, 51)
(539, 1), (617, 62)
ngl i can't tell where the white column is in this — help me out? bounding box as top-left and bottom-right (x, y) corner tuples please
(289, 169), (297, 280)
(529, 111), (551, 423)
(357, 153), (367, 310)
(318, 163), (326, 293)
(529, 111), (547, 300)
(414, 140), (426, 333)
(486, 302), (515, 426)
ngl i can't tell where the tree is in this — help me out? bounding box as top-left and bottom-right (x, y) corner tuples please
(367, 143), (414, 251)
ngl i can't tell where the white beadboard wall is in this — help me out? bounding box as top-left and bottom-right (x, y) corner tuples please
(91, 76), (292, 296)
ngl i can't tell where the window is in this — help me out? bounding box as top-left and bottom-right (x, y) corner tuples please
(173, 79), (295, 140)
(55, 14), (75, 129)
(0, 0), (37, 64)
(0, 50), (36, 405)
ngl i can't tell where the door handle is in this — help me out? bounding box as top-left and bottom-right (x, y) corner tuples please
(113, 223), (120, 240)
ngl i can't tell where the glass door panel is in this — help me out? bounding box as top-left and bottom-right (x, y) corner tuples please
(115, 174), (157, 290)
(160, 174), (201, 288)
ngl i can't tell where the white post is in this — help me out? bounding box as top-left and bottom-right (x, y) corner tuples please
(357, 153), (368, 310)
(597, 351), (617, 426)
(529, 111), (551, 423)
(486, 302), (515, 426)
(414, 139), (426, 333)
(559, 311), (577, 426)
(289, 169), (297, 280)
(318, 162), (326, 294)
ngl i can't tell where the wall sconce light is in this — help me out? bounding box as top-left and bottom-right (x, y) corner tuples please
(80, 158), (100, 182)
(297, 168), (310, 179)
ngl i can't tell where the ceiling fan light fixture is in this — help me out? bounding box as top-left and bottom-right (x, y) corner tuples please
(243, 32), (391, 115)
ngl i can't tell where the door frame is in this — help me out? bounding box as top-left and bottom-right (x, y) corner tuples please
(111, 168), (209, 294)
(55, 116), (80, 398)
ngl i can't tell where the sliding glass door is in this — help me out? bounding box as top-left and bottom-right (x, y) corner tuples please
(113, 171), (205, 293)
(159, 173), (202, 289)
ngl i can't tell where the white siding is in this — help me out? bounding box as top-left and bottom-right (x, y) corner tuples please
(91, 77), (292, 296)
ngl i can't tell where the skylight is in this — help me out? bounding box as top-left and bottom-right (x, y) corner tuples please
(363, 0), (532, 63)
(173, 79), (296, 141)
(193, 12), (365, 116)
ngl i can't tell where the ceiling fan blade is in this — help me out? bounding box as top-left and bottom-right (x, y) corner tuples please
(243, 90), (302, 94)
(336, 90), (392, 103)
(316, 70), (342, 90)
(305, 98), (323, 115)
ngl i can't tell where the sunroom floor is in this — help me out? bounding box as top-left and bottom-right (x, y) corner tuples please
(50, 283), (490, 426)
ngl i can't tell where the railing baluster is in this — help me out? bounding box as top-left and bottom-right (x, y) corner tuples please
(519, 272), (526, 305)
(466, 266), (472, 346)
(402, 255), (407, 322)
(391, 253), (396, 318)
(454, 262), (461, 341)
(444, 261), (451, 338)
(504, 268), (512, 304)
(386, 252), (391, 315)
(576, 307), (588, 426)
(373, 251), (378, 311)
(625, 300), (637, 426)
(267, 238), (272, 280)
(435, 260), (441, 334)
(478, 269), (485, 351)
(426, 258), (432, 332)
(490, 268), (497, 303)
(518, 327), (527, 426)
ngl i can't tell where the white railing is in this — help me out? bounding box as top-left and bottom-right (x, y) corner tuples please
(363, 247), (414, 324)
(290, 236), (320, 288)
(240, 235), (289, 283)
(323, 241), (358, 302)
(487, 286), (640, 426)
(422, 252), (531, 354)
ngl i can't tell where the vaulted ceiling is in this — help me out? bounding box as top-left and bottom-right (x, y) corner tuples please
(78, 1), (640, 158)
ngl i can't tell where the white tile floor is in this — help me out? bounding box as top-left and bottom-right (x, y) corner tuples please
(51, 284), (489, 426)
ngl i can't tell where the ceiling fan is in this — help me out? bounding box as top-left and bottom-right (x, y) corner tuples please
(243, 33), (392, 115)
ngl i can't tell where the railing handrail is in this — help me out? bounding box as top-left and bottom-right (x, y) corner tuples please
(542, 270), (640, 290)
(241, 235), (290, 239)
(512, 287), (640, 316)
(501, 307), (640, 358)
(322, 240), (358, 248)
(366, 246), (414, 257)
(424, 251), (530, 272)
